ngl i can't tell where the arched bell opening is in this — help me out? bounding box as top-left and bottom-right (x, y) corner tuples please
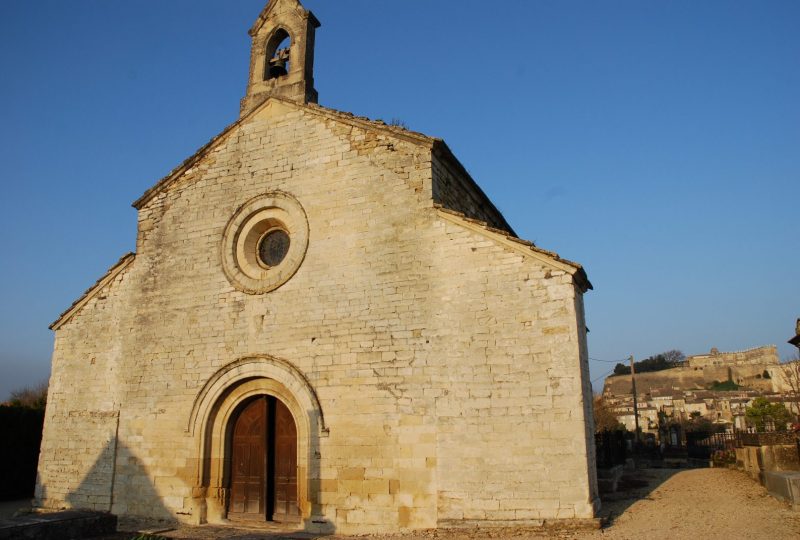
(265, 28), (292, 80)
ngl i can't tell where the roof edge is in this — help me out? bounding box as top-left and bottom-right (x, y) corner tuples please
(431, 141), (516, 237)
(249, 0), (320, 37)
(303, 100), (437, 147)
(132, 110), (252, 209)
(50, 253), (136, 331)
(132, 96), (437, 211)
(435, 206), (592, 292)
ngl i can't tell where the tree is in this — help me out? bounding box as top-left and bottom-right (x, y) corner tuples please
(778, 357), (800, 421)
(709, 380), (740, 391)
(745, 397), (793, 432)
(593, 395), (624, 433)
(611, 350), (685, 376)
(6, 381), (48, 410)
(685, 415), (715, 433)
(662, 350), (687, 365)
(613, 362), (629, 376)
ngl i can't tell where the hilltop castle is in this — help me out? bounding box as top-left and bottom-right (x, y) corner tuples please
(602, 345), (793, 433)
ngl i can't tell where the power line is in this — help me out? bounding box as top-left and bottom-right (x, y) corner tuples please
(591, 367), (616, 384)
(589, 357), (626, 364)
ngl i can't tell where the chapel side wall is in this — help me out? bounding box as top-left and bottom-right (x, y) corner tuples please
(431, 149), (512, 233)
(427, 216), (597, 523)
(113, 103), (443, 531)
(574, 291), (600, 507)
(36, 268), (132, 511)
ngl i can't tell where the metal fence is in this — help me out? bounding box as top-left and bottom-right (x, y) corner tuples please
(597, 429), (800, 468)
(739, 431), (799, 446)
(595, 430), (627, 469)
(685, 431), (739, 459)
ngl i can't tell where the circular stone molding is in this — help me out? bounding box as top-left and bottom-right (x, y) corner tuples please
(221, 192), (309, 294)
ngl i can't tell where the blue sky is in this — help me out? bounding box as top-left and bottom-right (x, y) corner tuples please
(0, 0), (798, 400)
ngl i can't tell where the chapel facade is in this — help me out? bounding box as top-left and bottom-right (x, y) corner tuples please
(36, 0), (599, 533)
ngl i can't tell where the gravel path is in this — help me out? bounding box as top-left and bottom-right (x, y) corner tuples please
(588, 467), (800, 540)
(104, 468), (800, 539)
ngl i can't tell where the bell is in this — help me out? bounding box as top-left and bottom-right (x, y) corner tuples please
(269, 58), (288, 78)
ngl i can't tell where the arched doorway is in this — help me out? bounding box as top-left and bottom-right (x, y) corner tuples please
(228, 395), (299, 523)
(188, 356), (329, 525)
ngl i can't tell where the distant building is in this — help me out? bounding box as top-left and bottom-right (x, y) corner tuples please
(604, 345), (781, 398)
(686, 345), (779, 369)
(603, 345), (792, 434)
(790, 318), (800, 351)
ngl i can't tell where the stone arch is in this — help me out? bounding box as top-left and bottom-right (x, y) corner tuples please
(188, 356), (327, 524)
(263, 27), (293, 80)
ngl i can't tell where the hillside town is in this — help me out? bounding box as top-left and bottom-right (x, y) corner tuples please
(602, 344), (800, 437)
(1, 1), (799, 539)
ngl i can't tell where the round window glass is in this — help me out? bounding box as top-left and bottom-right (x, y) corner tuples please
(258, 229), (290, 267)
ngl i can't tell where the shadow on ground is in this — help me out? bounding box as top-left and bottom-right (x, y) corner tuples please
(598, 466), (684, 526)
(104, 518), (332, 540)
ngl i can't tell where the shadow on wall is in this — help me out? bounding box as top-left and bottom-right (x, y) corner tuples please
(44, 434), (332, 535)
(110, 440), (175, 522)
(41, 437), (173, 523)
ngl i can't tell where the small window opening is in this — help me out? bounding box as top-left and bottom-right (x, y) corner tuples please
(266, 29), (291, 80)
(258, 229), (290, 268)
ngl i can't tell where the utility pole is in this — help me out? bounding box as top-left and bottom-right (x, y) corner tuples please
(631, 354), (640, 445)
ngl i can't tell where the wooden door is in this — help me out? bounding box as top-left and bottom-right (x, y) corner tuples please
(230, 397), (267, 517)
(272, 399), (299, 521)
(229, 396), (298, 522)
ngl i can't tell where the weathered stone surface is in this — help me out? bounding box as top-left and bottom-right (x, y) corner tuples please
(36, 0), (597, 534)
(764, 471), (800, 509)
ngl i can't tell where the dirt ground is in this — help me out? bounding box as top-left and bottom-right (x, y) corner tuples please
(75, 468), (800, 539)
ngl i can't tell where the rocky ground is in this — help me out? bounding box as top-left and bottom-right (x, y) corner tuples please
(20, 467), (800, 540)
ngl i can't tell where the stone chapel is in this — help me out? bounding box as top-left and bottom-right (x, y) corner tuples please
(36, 0), (599, 533)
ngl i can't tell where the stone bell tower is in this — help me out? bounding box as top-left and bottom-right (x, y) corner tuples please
(241, 0), (320, 116)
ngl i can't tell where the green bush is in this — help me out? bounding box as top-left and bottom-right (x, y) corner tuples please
(745, 397), (793, 431)
(709, 380), (740, 391)
(712, 449), (736, 466)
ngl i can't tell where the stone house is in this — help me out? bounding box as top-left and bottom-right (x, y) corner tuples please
(35, 0), (598, 533)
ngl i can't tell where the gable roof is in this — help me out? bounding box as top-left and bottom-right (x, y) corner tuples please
(435, 206), (592, 293)
(130, 95), (587, 284)
(50, 253), (135, 331)
(133, 95), (436, 210)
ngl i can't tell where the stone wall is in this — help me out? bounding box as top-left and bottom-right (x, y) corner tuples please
(428, 213), (597, 524)
(687, 345), (779, 369)
(431, 146), (512, 234)
(736, 442), (800, 482)
(38, 99), (595, 533)
(603, 362), (776, 396)
(36, 266), (130, 511)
